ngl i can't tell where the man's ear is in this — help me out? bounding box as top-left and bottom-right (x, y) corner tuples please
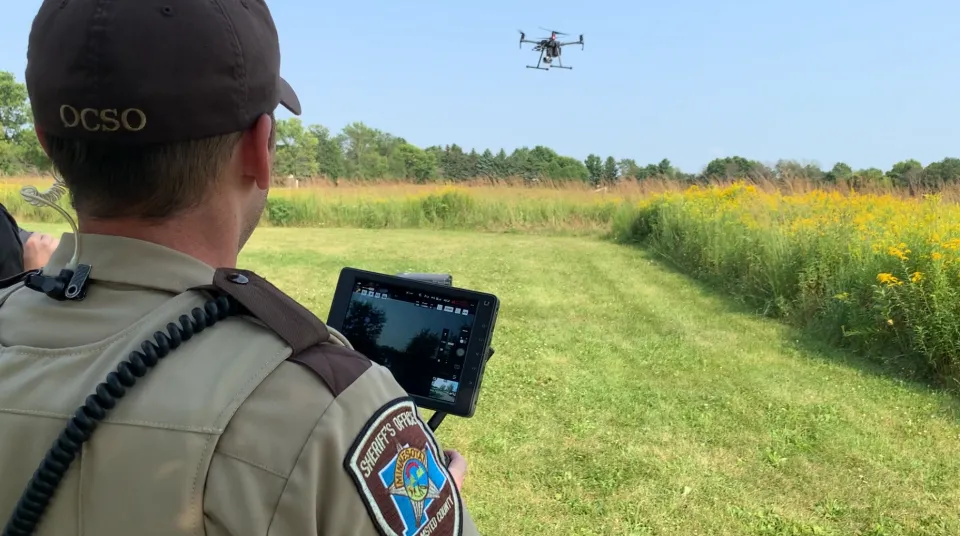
(34, 125), (50, 156)
(240, 114), (273, 191)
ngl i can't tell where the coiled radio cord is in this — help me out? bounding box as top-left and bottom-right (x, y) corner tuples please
(2, 295), (237, 536)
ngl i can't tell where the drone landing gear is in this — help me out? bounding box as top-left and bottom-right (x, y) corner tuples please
(525, 61), (572, 70)
(527, 50), (548, 70)
(526, 51), (572, 70)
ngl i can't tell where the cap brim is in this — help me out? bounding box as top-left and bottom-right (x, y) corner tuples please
(279, 77), (301, 116)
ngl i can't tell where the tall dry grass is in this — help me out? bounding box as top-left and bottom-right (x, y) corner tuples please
(1, 175), (640, 234)
(5, 171), (958, 228)
(5, 172), (960, 234)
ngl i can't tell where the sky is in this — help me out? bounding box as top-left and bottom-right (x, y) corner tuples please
(2, 0), (958, 174)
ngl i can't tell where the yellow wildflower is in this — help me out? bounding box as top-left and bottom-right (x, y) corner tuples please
(887, 246), (908, 261)
(877, 273), (900, 285)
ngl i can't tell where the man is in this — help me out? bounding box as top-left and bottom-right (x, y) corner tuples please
(0, 202), (60, 279)
(0, 1), (478, 535)
(0, 203), (23, 279)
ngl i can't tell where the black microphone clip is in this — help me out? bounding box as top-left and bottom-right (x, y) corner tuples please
(23, 264), (92, 301)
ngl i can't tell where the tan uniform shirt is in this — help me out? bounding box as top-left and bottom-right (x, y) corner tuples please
(0, 233), (480, 536)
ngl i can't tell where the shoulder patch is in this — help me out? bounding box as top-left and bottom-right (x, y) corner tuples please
(345, 397), (464, 536)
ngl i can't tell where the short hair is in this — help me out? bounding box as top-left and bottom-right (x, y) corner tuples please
(43, 113), (275, 220)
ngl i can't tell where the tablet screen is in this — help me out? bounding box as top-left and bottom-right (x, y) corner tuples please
(340, 278), (478, 404)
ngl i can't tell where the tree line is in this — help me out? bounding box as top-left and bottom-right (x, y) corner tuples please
(2, 70), (958, 190)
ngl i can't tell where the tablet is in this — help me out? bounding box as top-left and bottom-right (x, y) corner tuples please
(326, 267), (499, 418)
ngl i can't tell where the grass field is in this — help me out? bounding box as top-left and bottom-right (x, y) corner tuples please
(22, 221), (960, 535)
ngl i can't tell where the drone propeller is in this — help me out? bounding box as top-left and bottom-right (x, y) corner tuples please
(539, 26), (568, 36)
(517, 29), (525, 48)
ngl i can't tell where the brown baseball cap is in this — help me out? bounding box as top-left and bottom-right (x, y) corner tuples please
(25, 0), (301, 145)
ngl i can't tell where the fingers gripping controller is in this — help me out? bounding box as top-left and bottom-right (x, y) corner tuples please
(1, 296), (238, 536)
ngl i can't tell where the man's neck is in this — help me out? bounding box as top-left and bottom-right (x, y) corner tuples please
(77, 214), (239, 268)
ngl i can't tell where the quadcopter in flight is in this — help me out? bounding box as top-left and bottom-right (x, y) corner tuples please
(517, 27), (584, 71)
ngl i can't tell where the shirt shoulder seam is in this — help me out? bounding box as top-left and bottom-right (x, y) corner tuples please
(214, 448), (288, 479)
(264, 381), (351, 532)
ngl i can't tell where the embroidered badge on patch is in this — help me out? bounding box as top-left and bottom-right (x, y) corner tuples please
(345, 397), (463, 536)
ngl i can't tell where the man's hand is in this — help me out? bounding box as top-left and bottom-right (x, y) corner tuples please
(445, 449), (468, 491)
(22, 232), (59, 271)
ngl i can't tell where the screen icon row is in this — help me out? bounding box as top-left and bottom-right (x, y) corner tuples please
(359, 289), (389, 300)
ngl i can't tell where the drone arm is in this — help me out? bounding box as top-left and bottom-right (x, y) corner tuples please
(559, 34), (584, 49)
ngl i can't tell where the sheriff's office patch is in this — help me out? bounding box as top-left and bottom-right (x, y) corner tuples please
(345, 397), (463, 536)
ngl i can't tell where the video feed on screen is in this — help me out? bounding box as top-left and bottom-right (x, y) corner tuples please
(429, 377), (459, 404)
(341, 279), (477, 403)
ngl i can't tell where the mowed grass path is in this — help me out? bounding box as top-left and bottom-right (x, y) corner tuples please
(22, 223), (960, 535)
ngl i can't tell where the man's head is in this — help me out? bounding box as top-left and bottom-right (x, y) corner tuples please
(25, 0), (301, 253)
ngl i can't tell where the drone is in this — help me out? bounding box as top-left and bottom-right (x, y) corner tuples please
(518, 27), (584, 70)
